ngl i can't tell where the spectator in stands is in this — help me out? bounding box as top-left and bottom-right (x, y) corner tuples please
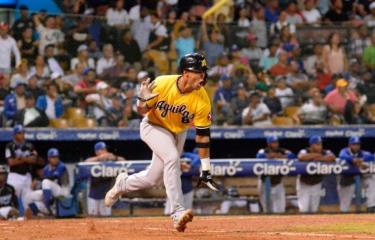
(173, 27), (195, 64)
(14, 92), (49, 127)
(275, 77), (294, 109)
(201, 20), (224, 66)
(0, 165), (19, 220)
(302, 0), (322, 24)
(286, 60), (310, 91)
(86, 82), (113, 126)
(74, 68), (98, 98)
(4, 82), (26, 125)
(45, 44), (64, 76)
(33, 14), (64, 55)
(102, 54), (127, 88)
(238, 8), (250, 27)
(230, 83), (249, 125)
(62, 63), (84, 87)
(207, 54), (233, 79)
(322, 32), (348, 75)
(146, 13), (169, 52)
(106, 93), (125, 127)
(337, 137), (374, 212)
(242, 92), (272, 127)
(0, 22), (21, 74)
(29, 55), (50, 85)
(106, 0), (130, 29)
(87, 39), (102, 61)
(265, 0), (280, 23)
(70, 45), (95, 71)
(297, 135), (336, 213)
(11, 5), (34, 40)
(251, 7), (267, 48)
(256, 136), (295, 213)
(26, 75), (45, 99)
(0, 73), (10, 115)
(260, 42), (279, 71)
(269, 51), (290, 77)
(10, 59), (30, 88)
(324, 78), (357, 117)
(270, 11), (295, 37)
(96, 44), (115, 76)
(324, 0), (349, 24)
(362, 31), (375, 70)
(264, 87), (282, 116)
(285, 1), (303, 25)
(85, 142), (125, 217)
(117, 30), (142, 68)
(364, 2), (375, 28)
(304, 44), (323, 77)
(213, 75), (234, 126)
(5, 125), (38, 213)
(241, 33), (263, 64)
(349, 27), (371, 59)
(131, 6), (152, 51)
(295, 92), (327, 125)
(36, 82), (64, 120)
(17, 27), (38, 64)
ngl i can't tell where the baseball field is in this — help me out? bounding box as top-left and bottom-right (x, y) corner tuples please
(1, 214), (375, 240)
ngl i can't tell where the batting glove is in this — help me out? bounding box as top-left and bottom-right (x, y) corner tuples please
(197, 170), (220, 191)
(137, 78), (159, 102)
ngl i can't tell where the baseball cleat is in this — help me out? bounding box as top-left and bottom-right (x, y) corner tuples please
(173, 209), (194, 232)
(104, 172), (128, 207)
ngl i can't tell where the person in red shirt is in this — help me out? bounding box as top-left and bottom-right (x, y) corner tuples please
(269, 51), (290, 77)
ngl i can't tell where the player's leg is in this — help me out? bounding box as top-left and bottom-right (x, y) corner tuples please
(337, 182), (355, 212)
(364, 175), (375, 210)
(272, 182), (286, 213)
(296, 177), (310, 213)
(183, 191), (194, 210)
(41, 179), (69, 197)
(0, 206), (14, 219)
(310, 182), (322, 213)
(24, 190), (43, 215)
(164, 196), (172, 215)
(257, 178), (267, 212)
(87, 197), (99, 216)
(98, 200), (111, 216)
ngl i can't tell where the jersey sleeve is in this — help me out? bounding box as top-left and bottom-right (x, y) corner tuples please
(5, 144), (13, 159)
(256, 149), (266, 159)
(193, 92), (212, 129)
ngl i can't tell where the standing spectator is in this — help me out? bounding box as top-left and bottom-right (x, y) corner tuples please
(324, 0), (349, 23)
(201, 20), (224, 66)
(85, 142), (125, 217)
(213, 76), (234, 126)
(256, 136), (295, 213)
(0, 165), (19, 220)
(264, 87), (283, 116)
(70, 45), (95, 71)
(322, 32), (348, 75)
(363, 31), (375, 70)
(302, 0), (322, 24)
(173, 27), (195, 65)
(338, 137), (374, 212)
(33, 14), (64, 55)
(5, 125), (38, 213)
(324, 79), (357, 116)
(4, 82), (26, 125)
(29, 55), (50, 85)
(117, 30), (142, 67)
(297, 136), (336, 213)
(85, 82), (113, 126)
(242, 92), (272, 126)
(275, 77), (294, 108)
(96, 44), (115, 76)
(36, 83), (64, 120)
(45, 45), (64, 76)
(295, 92), (327, 125)
(285, 1), (303, 25)
(230, 84), (249, 125)
(241, 33), (263, 64)
(269, 51), (290, 77)
(11, 5), (34, 40)
(364, 2), (375, 28)
(17, 27), (38, 64)
(14, 92), (49, 127)
(106, 0), (130, 29)
(10, 59), (30, 88)
(251, 7), (268, 48)
(0, 23), (21, 74)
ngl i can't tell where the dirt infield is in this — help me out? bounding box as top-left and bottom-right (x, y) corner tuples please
(1, 214), (375, 240)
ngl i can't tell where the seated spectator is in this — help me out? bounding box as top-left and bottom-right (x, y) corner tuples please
(70, 44), (95, 71)
(117, 30), (142, 68)
(269, 51), (290, 77)
(213, 76), (234, 126)
(251, 7), (268, 48)
(259, 42), (279, 71)
(106, 93), (125, 127)
(295, 92), (327, 125)
(62, 63), (84, 88)
(0, 73), (11, 115)
(45, 44), (64, 76)
(4, 82), (26, 125)
(201, 20), (224, 66)
(29, 55), (50, 86)
(85, 82), (113, 126)
(324, 0), (349, 24)
(36, 83), (64, 120)
(302, 0), (321, 24)
(0, 165), (19, 220)
(322, 32), (348, 75)
(26, 75), (45, 99)
(230, 84), (249, 125)
(315, 61), (332, 91)
(364, 2), (375, 28)
(33, 14), (64, 55)
(270, 11), (295, 37)
(265, 0), (280, 23)
(238, 8), (250, 27)
(96, 44), (115, 76)
(242, 92), (272, 127)
(362, 31), (375, 70)
(174, 27), (195, 64)
(85, 142), (125, 217)
(297, 136), (336, 213)
(10, 59), (30, 88)
(286, 60), (310, 91)
(106, 0), (129, 30)
(15, 92), (49, 127)
(120, 82), (141, 128)
(17, 27), (38, 64)
(74, 68), (98, 98)
(0, 22), (21, 74)
(11, 5), (34, 40)
(304, 44), (323, 77)
(207, 54), (234, 79)
(264, 87), (282, 116)
(147, 13), (169, 52)
(324, 79), (357, 116)
(285, 1), (303, 25)
(256, 136), (295, 213)
(241, 33), (263, 64)
(275, 77), (294, 108)
(349, 28), (371, 59)
(102, 54), (127, 88)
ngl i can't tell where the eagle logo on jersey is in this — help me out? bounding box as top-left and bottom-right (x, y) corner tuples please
(155, 101), (195, 123)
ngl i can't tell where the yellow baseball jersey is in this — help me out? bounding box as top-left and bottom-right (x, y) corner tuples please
(146, 75), (212, 134)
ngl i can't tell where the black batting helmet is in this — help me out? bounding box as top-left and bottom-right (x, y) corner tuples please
(179, 53), (208, 85)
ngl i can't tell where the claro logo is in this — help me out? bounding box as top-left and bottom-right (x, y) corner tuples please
(306, 161), (348, 175)
(211, 160), (243, 176)
(253, 161), (295, 176)
(91, 163), (134, 177)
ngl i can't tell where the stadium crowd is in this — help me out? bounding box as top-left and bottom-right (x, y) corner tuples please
(0, 0), (375, 127)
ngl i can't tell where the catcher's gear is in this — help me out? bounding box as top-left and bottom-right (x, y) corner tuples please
(179, 53), (208, 86)
(197, 170), (220, 191)
(137, 78), (159, 102)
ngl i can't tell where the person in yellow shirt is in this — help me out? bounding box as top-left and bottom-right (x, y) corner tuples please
(105, 53), (219, 232)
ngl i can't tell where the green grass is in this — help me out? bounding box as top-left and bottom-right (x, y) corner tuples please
(294, 222), (375, 234)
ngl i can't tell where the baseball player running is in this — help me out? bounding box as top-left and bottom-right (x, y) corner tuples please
(105, 53), (219, 232)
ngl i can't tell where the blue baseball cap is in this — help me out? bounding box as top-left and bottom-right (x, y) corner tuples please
(47, 148), (59, 157)
(95, 141), (107, 152)
(309, 135), (322, 145)
(267, 136), (279, 144)
(349, 136), (361, 145)
(13, 125), (25, 134)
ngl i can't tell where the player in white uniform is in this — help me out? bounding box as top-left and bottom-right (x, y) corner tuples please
(105, 53), (219, 232)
